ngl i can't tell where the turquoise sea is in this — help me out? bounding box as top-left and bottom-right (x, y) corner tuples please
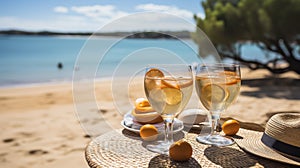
(0, 35), (270, 87)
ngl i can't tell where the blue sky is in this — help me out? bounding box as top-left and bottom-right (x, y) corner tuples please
(0, 0), (205, 32)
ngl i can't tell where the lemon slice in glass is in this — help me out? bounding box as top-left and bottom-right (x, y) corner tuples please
(180, 80), (193, 88)
(148, 88), (166, 112)
(145, 68), (164, 91)
(162, 87), (182, 105)
(149, 88), (165, 102)
(161, 78), (179, 89)
(201, 84), (228, 103)
(145, 68), (164, 77)
(225, 77), (240, 85)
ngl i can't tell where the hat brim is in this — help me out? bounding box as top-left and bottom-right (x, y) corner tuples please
(235, 128), (300, 166)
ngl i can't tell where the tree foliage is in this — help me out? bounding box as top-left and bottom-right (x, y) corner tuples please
(193, 0), (300, 74)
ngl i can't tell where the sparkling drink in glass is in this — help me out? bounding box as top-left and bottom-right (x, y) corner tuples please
(195, 63), (241, 146)
(144, 64), (193, 154)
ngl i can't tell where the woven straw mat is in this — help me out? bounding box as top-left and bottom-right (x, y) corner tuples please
(85, 128), (299, 168)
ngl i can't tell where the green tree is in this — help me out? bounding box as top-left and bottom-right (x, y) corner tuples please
(193, 0), (300, 74)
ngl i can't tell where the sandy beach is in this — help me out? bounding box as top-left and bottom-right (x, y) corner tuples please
(0, 68), (299, 168)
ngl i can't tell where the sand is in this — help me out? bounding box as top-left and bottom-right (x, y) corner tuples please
(0, 68), (299, 168)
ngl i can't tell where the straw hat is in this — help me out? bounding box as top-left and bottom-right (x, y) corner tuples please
(235, 112), (300, 166)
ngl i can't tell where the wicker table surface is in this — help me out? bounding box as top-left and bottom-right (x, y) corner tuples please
(85, 128), (297, 168)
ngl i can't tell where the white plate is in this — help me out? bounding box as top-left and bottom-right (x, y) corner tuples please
(177, 109), (208, 125)
(121, 112), (184, 134)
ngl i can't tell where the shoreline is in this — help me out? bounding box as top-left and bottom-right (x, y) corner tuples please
(0, 30), (192, 39)
(0, 76), (115, 89)
(1, 66), (298, 89)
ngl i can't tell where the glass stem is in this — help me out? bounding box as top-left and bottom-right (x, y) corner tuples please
(210, 113), (220, 135)
(164, 117), (174, 144)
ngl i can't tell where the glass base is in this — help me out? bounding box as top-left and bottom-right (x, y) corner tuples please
(196, 134), (234, 147)
(146, 140), (172, 155)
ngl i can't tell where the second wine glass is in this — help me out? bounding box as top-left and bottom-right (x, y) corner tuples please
(195, 63), (241, 146)
(144, 64), (193, 154)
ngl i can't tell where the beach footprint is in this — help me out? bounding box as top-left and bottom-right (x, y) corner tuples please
(27, 149), (48, 155)
(2, 138), (14, 143)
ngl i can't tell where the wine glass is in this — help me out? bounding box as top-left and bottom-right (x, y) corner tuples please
(144, 64), (193, 154)
(195, 63), (241, 146)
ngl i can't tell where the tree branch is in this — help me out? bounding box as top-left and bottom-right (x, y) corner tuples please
(219, 50), (291, 74)
(282, 38), (296, 59)
(275, 39), (290, 60)
(257, 43), (278, 53)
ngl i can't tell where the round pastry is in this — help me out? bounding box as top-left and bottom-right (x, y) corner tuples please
(131, 98), (163, 124)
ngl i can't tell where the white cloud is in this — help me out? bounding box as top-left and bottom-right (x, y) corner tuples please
(71, 5), (128, 21)
(135, 4), (194, 19)
(0, 16), (100, 32)
(98, 12), (195, 32)
(0, 4), (203, 32)
(196, 12), (205, 19)
(54, 6), (69, 13)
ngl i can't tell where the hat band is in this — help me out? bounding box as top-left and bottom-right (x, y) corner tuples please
(261, 133), (300, 158)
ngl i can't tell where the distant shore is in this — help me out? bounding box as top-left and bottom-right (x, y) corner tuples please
(0, 29), (192, 39)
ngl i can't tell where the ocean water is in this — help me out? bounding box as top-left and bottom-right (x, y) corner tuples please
(0, 35), (84, 86)
(0, 35), (271, 87)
